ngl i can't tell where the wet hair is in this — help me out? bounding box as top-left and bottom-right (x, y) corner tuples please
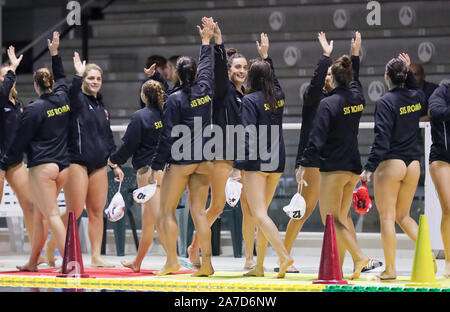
(226, 48), (247, 69)
(33, 68), (53, 93)
(146, 55), (167, 69)
(176, 56), (197, 100)
(331, 55), (353, 87)
(386, 57), (408, 86)
(246, 59), (277, 112)
(168, 55), (180, 67)
(142, 79), (164, 110)
(0, 64), (18, 98)
(83, 63), (103, 79)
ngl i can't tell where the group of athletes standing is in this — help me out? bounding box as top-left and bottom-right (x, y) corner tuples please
(0, 16), (448, 280)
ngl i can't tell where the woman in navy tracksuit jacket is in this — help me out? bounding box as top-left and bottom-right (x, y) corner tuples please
(3, 33), (73, 271)
(0, 47), (35, 253)
(148, 18), (215, 277)
(46, 53), (124, 268)
(299, 32), (371, 280)
(109, 77), (166, 272)
(428, 83), (450, 278)
(360, 53), (427, 280)
(186, 20), (257, 271)
(283, 33), (334, 271)
(233, 33), (293, 279)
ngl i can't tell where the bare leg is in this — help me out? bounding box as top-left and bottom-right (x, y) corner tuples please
(18, 164), (66, 270)
(5, 162), (41, 262)
(430, 161), (450, 278)
(244, 172), (293, 279)
(0, 169), (4, 204)
(240, 188), (256, 270)
(244, 229), (266, 277)
(188, 160), (232, 266)
(284, 167), (320, 253)
(319, 171), (369, 280)
(85, 166), (113, 267)
(157, 164), (191, 276)
(17, 209), (46, 272)
(395, 161), (420, 241)
(319, 171), (346, 266)
(122, 170), (164, 272)
(47, 164), (89, 267)
(189, 162), (214, 277)
(6, 163), (35, 250)
(340, 174), (370, 279)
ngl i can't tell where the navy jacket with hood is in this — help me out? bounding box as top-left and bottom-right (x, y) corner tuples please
(67, 75), (116, 170)
(1, 55), (71, 170)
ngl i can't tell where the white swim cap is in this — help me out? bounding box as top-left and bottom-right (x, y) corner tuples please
(282, 192), (306, 220)
(105, 192), (126, 222)
(225, 177), (243, 207)
(133, 182), (157, 204)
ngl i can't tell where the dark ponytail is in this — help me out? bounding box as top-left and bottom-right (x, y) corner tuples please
(246, 60), (277, 112)
(331, 55), (353, 87)
(176, 56), (197, 101)
(386, 57), (408, 87)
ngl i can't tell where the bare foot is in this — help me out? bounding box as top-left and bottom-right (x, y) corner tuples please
(444, 262), (450, 278)
(350, 257), (370, 280)
(187, 245), (201, 268)
(44, 240), (56, 267)
(17, 263), (38, 272)
(157, 263), (181, 276)
(244, 259), (256, 270)
(191, 263), (214, 277)
(377, 270), (397, 280)
(91, 257), (115, 268)
(37, 256), (47, 266)
(121, 260), (140, 273)
(276, 257), (294, 279)
(244, 265), (264, 277)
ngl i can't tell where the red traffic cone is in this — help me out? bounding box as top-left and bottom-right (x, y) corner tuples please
(57, 212), (89, 278)
(313, 214), (348, 285)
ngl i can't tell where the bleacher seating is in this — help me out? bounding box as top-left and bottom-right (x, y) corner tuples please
(11, 0), (449, 232)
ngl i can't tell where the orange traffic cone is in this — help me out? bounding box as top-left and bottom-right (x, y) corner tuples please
(313, 214), (348, 285)
(57, 212), (89, 278)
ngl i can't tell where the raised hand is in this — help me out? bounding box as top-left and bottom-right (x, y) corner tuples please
(7, 46), (23, 73)
(202, 17), (222, 45)
(213, 21), (222, 44)
(73, 52), (86, 77)
(197, 16), (215, 45)
(144, 63), (157, 77)
(47, 31), (60, 56)
(398, 53), (411, 69)
(351, 31), (362, 56)
(256, 33), (269, 59)
(318, 32), (333, 57)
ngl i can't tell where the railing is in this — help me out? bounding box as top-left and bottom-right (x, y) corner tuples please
(0, 122), (443, 250)
(111, 121), (442, 250)
(14, 0), (116, 67)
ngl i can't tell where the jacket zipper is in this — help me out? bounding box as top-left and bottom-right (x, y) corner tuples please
(225, 108), (229, 145)
(444, 122), (448, 151)
(77, 119), (82, 154)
